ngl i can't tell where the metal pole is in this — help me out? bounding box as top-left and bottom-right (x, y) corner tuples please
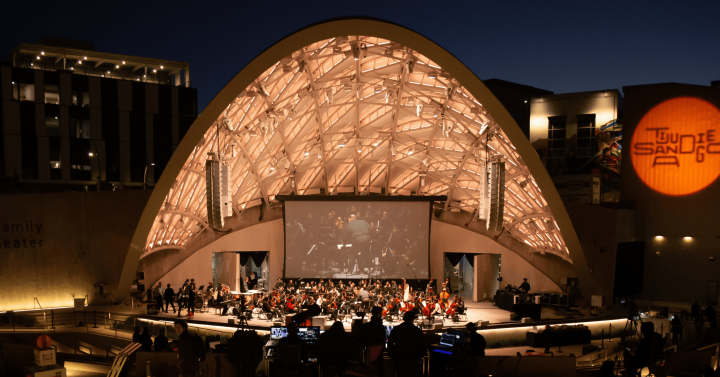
(93, 310), (98, 328)
(600, 329), (605, 349)
(556, 331), (563, 353)
(607, 323), (613, 342)
(51, 310), (55, 330)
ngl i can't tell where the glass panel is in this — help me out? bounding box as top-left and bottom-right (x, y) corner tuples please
(73, 119), (91, 139)
(46, 117), (60, 137)
(45, 85), (59, 104)
(19, 83), (35, 102)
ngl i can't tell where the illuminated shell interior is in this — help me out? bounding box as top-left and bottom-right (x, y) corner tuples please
(145, 36), (571, 262)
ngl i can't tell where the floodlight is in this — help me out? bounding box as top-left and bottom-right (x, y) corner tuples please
(339, 139), (346, 147)
(428, 71), (437, 79)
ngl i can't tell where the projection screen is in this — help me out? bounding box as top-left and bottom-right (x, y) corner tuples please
(284, 200), (430, 279)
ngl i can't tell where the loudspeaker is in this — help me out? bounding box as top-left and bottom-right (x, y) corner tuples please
(206, 155), (223, 229)
(228, 318), (236, 324)
(485, 161), (505, 231)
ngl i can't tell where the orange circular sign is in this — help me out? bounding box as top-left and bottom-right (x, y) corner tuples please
(631, 97), (720, 196)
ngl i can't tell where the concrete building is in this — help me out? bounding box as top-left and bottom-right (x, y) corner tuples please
(0, 37), (197, 192)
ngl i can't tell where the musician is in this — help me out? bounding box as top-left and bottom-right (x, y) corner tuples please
(440, 288), (449, 310)
(275, 278), (285, 291)
(248, 273), (258, 290)
(321, 294), (338, 321)
(358, 287), (371, 313)
(519, 278), (531, 293)
(261, 297), (281, 320)
(187, 279), (197, 315)
(287, 279), (296, 292)
(341, 214), (373, 272)
(456, 297), (466, 316)
(430, 298), (442, 319)
(164, 283), (176, 313)
(286, 294), (297, 313)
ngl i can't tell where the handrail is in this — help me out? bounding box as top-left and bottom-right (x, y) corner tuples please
(696, 342), (720, 370)
(34, 297), (43, 310)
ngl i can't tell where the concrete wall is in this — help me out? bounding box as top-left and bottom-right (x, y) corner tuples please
(621, 83), (720, 304)
(0, 190), (151, 310)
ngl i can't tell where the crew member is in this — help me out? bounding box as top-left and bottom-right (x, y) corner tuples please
(164, 283), (176, 313)
(187, 279), (197, 315)
(519, 278), (531, 293)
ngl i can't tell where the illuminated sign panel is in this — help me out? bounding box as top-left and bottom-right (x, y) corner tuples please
(631, 97), (720, 196)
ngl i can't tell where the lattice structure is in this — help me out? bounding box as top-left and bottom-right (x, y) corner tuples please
(143, 36), (571, 262)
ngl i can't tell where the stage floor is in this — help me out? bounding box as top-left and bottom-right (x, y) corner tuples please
(144, 300), (589, 330)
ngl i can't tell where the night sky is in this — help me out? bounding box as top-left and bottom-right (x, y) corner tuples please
(3, 1), (718, 111)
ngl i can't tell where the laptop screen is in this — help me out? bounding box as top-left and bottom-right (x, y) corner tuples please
(270, 327), (288, 340)
(439, 333), (455, 348)
(297, 326), (320, 345)
(448, 329), (466, 344)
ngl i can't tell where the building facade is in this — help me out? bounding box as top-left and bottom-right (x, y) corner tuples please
(0, 38), (197, 192)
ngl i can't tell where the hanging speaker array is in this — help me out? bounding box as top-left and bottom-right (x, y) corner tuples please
(206, 152), (232, 230)
(481, 160), (505, 231)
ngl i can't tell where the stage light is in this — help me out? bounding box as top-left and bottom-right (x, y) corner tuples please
(153, 69), (157, 73)
(83, 56), (87, 60)
(352, 45), (360, 60)
(408, 150), (414, 155)
(373, 142), (378, 147)
(339, 139), (346, 147)
(305, 151), (309, 156)
(78, 60), (82, 64)
(391, 144), (397, 155)
(41, 51), (44, 55)
(160, 65), (163, 69)
(88, 152), (95, 157)
(36, 56), (40, 60)
(122, 61), (125, 64)
(428, 71), (437, 79)
(116, 65), (119, 68)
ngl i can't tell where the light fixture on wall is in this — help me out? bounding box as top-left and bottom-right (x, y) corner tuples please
(654, 236), (664, 241)
(683, 237), (693, 242)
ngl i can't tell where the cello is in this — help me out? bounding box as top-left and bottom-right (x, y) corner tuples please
(446, 295), (458, 318)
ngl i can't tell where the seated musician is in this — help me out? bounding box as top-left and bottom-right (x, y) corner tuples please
(286, 294), (297, 313)
(430, 298), (443, 319)
(287, 279), (296, 292)
(275, 278), (285, 291)
(321, 294), (338, 321)
(261, 297), (281, 320)
(456, 297), (466, 315)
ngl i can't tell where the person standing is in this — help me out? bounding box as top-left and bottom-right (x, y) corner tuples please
(692, 301), (703, 324)
(388, 312), (426, 377)
(187, 279), (197, 315)
(465, 322), (486, 357)
(358, 287), (371, 313)
(671, 315), (683, 345)
(164, 284), (176, 313)
(248, 273), (258, 290)
(154, 282), (164, 313)
(519, 278), (531, 293)
(705, 304), (717, 329)
(342, 214), (373, 272)
(174, 320), (199, 377)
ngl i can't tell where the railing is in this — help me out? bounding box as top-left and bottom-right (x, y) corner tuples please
(34, 298), (43, 310)
(697, 342), (720, 370)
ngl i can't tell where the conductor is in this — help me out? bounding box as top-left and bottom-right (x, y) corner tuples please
(342, 214), (373, 272)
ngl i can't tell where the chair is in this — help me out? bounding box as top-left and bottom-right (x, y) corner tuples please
(346, 343), (384, 376)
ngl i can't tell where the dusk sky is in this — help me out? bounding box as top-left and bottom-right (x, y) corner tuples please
(3, 1), (718, 111)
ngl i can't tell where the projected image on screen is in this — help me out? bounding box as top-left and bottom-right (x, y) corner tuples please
(284, 201), (430, 279)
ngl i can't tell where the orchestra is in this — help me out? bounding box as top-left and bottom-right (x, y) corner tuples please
(162, 276), (470, 324)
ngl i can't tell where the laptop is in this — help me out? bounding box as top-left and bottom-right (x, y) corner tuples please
(297, 326), (321, 345)
(448, 328), (466, 345)
(265, 326), (288, 348)
(438, 333), (456, 349)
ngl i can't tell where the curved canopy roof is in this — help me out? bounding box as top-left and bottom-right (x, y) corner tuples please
(144, 35), (572, 262)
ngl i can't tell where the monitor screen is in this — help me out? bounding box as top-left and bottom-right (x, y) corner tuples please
(284, 200), (430, 279)
(439, 333), (455, 348)
(270, 327), (288, 340)
(448, 329), (466, 344)
(297, 326), (321, 345)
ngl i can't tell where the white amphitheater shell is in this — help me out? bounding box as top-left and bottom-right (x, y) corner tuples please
(118, 19), (588, 301)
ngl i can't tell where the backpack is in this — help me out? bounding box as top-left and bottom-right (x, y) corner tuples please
(192, 334), (206, 361)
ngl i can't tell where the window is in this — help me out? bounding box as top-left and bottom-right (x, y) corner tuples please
(72, 90), (90, 107)
(13, 83), (35, 101)
(49, 137), (62, 179)
(45, 85), (59, 104)
(547, 116), (567, 159)
(72, 119), (91, 139)
(46, 117), (60, 137)
(576, 114), (596, 158)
